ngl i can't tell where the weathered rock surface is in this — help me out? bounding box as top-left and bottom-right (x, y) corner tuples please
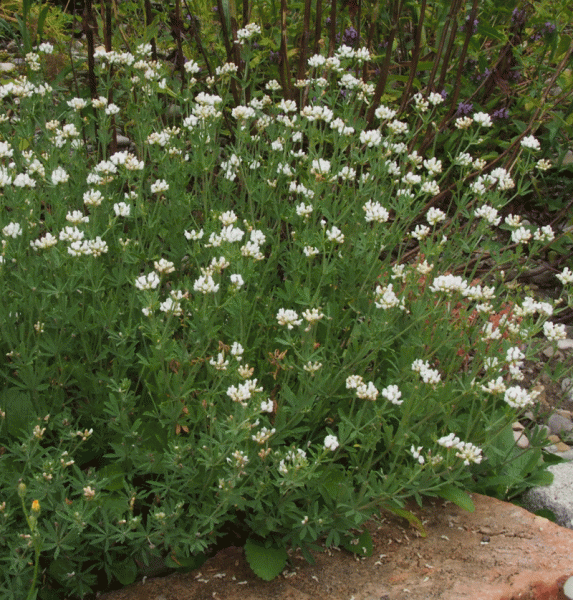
(98, 494), (573, 600)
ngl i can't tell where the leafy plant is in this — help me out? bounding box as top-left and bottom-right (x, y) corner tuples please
(0, 5), (572, 599)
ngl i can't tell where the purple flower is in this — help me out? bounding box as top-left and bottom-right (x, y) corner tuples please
(492, 107), (509, 120)
(343, 26), (358, 46)
(511, 8), (526, 26)
(456, 102), (473, 116)
(461, 15), (479, 34)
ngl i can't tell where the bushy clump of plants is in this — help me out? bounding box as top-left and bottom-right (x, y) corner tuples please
(0, 17), (572, 600)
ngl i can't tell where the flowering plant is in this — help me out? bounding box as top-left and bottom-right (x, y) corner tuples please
(0, 33), (570, 598)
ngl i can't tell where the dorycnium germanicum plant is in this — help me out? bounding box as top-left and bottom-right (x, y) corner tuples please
(0, 34), (570, 598)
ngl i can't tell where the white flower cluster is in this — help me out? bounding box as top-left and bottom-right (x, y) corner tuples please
(429, 274), (468, 295)
(278, 448), (308, 474)
(374, 283), (403, 310)
(363, 200), (389, 223)
(437, 433), (483, 465)
(276, 308), (302, 329)
(411, 359), (441, 386)
(227, 379), (263, 407)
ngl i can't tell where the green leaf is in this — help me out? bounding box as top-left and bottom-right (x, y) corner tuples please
(385, 506), (427, 537)
(342, 529), (373, 557)
(244, 538), (288, 581)
(319, 467), (345, 502)
(435, 484), (475, 512)
(3, 389), (35, 438)
(164, 552), (206, 572)
(533, 508), (556, 522)
(99, 463), (126, 491)
(112, 557), (138, 586)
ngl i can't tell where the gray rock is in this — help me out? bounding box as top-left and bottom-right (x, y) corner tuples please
(558, 339), (573, 351)
(116, 134), (132, 147)
(0, 63), (15, 72)
(564, 575), (573, 600)
(548, 413), (573, 436)
(522, 462), (573, 529)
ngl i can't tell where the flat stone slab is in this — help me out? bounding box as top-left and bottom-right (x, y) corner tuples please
(98, 494), (573, 600)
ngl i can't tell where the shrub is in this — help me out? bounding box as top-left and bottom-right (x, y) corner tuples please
(0, 22), (571, 600)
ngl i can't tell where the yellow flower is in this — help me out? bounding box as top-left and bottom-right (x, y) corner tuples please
(31, 500), (40, 513)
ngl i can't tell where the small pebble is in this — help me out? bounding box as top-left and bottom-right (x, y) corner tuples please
(547, 413), (573, 436)
(513, 429), (529, 448)
(558, 339), (573, 350)
(564, 575), (573, 600)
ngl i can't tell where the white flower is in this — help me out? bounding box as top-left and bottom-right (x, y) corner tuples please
(426, 207), (446, 226)
(356, 381), (379, 401)
(154, 258), (175, 274)
(455, 441), (483, 465)
(260, 399), (274, 413)
(303, 246), (319, 257)
(59, 226), (84, 242)
(455, 117), (473, 130)
(67, 97), (87, 111)
(3, 222), (22, 238)
(473, 112), (492, 127)
(556, 267), (573, 285)
(209, 353), (229, 370)
(276, 308), (302, 329)
(504, 386), (533, 409)
(411, 446), (425, 464)
(387, 120), (409, 135)
(511, 226), (532, 244)
(105, 103), (120, 115)
(303, 361), (323, 375)
(363, 200), (389, 223)
(184, 229), (204, 241)
(83, 189), (103, 207)
(438, 433), (462, 449)
(230, 342), (244, 359)
(428, 92), (444, 105)
(236, 22), (261, 42)
(193, 275), (219, 294)
(324, 435), (339, 451)
(310, 158), (331, 176)
(252, 426), (275, 444)
(151, 179), (169, 194)
(481, 377), (506, 394)
(296, 202), (313, 220)
(360, 129), (382, 147)
(543, 321), (567, 342)
(113, 202), (131, 217)
(429, 274), (468, 295)
(374, 284), (401, 309)
(423, 157), (442, 176)
(326, 226), (345, 244)
(381, 385), (403, 405)
(50, 167), (69, 185)
(31, 233), (58, 250)
(230, 274), (244, 289)
(474, 205), (501, 226)
(411, 224), (431, 240)
(521, 135), (540, 151)
(533, 225), (554, 242)
(135, 272), (160, 290)
(374, 105), (397, 120)
(302, 308), (325, 327)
